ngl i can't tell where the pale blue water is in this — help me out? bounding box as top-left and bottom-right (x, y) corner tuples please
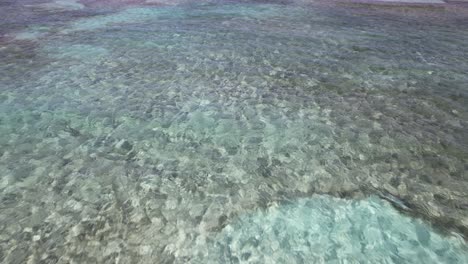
(0, 1), (468, 263)
(199, 196), (468, 263)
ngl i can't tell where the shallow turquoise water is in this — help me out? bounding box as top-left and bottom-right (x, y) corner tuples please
(200, 196), (468, 263)
(1, 1), (468, 263)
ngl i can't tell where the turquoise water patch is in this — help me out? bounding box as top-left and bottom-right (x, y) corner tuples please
(1, 1), (468, 263)
(44, 44), (109, 60)
(39, 0), (84, 10)
(62, 4), (283, 33)
(63, 7), (185, 32)
(199, 196), (468, 263)
(12, 26), (51, 40)
(23, 0), (84, 11)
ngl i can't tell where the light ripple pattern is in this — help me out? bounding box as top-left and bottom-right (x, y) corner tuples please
(197, 196), (468, 263)
(0, 1), (468, 263)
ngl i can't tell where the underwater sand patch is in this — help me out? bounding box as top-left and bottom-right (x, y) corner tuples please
(188, 195), (468, 263)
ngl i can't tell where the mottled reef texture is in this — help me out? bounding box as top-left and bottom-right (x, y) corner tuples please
(1, 0), (468, 263)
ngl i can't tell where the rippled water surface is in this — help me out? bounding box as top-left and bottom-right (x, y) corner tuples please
(1, 0), (468, 263)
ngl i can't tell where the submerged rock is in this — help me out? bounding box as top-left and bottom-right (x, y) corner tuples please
(115, 139), (133, 153)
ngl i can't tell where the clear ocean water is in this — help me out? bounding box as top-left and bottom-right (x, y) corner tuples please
(1, 0), (468, 263)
